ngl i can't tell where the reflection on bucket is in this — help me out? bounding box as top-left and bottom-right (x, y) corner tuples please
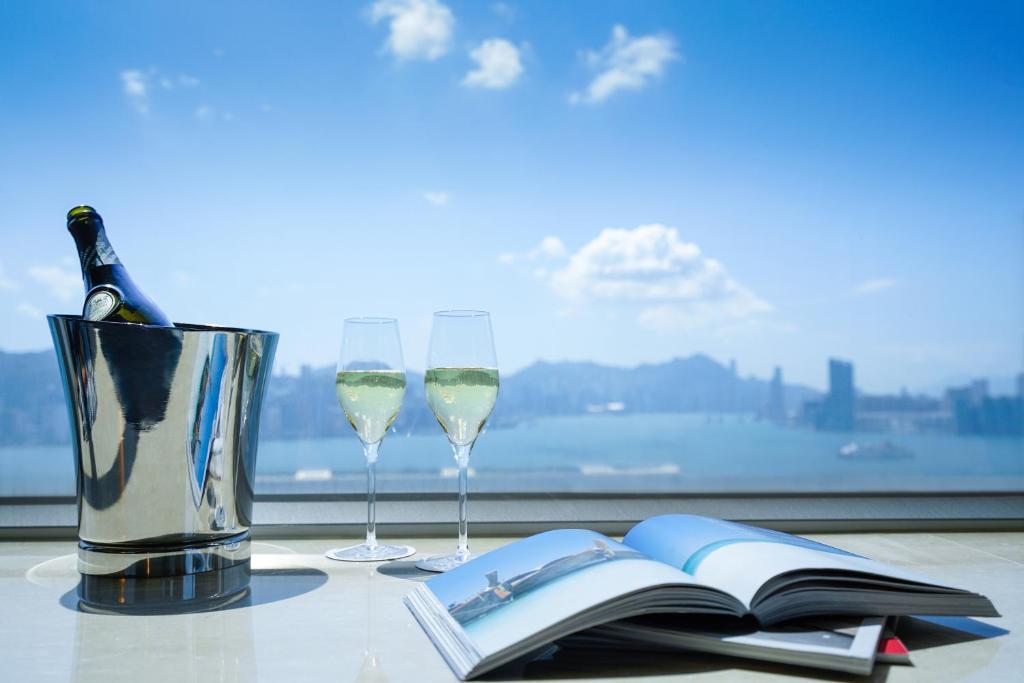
(48, 314), (278, 612)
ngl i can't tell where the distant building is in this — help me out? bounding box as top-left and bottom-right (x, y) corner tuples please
(946, 387), (975, 433)
(800, 398), (822, 428)
(947, 380), (1024, 437)
(797, 362), (1020, 437)
(856, 390), (950, 433)
(766, 366), (786, 423)
(818, 359), (855, 431)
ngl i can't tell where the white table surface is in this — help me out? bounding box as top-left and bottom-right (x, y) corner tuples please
(1, 532), (1020, 682)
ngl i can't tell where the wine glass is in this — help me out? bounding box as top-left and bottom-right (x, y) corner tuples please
(416, 310), (499, 572)
(325, 317), (415, 562)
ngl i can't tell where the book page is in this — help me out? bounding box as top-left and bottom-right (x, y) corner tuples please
(624, 515), (951, 607)
(421, 528), (720, 661)
(563, 615), (884, 676)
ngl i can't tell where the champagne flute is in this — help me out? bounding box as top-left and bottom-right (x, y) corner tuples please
(325, 317), (415, 562)
(416, 310), (499, 572)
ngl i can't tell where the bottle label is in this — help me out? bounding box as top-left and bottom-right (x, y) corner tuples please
(83, 289), (120, 321)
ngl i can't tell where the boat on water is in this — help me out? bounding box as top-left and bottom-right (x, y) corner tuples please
(838, 440), (913, 460)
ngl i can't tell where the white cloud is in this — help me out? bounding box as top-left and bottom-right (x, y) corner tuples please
(422, 190), (451, 206)
(548, 224), (770, 330)
(854, 277), (897, 295)
(463, 38), (522, 89)
(0, 263), (19, 291)
(121, 70), (200, 112)
(537, 236), (567, 258)
(120, 70), (150, 112)
(498, 236), (567, 264)
(194, 104), (233, 122)
(370, 0), (454, 61)
(121, 70), (147, 97)
(28, 265), (81, 303)
(570, 25), (678, 104)
(16, 303), (44, 320)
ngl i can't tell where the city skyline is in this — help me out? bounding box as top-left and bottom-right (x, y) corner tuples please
(1, 1), (1022, 393)
(2, 343), (1019, 450)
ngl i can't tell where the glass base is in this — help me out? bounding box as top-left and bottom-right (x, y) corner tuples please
(325, 543), (415, 562)
(415, 552), (472, 573)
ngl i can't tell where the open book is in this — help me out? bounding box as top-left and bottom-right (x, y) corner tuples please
(405, 514), (997, 680)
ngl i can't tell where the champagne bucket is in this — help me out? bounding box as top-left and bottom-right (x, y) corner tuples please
(47, 314), (278, 611)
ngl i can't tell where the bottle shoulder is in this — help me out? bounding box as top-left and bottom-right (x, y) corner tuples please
(83, 282), (173, 327)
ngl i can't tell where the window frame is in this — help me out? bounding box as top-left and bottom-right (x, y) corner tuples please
(3, 491), (1022, 540)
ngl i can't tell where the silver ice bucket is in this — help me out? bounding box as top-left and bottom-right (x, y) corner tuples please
(48, 314), (278, 612)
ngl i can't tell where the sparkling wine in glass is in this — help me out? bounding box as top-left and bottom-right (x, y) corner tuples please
(416, 310), (499, 572)
(325, 317), (415, 562)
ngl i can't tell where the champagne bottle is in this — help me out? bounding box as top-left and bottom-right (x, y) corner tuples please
(66, 205), (173, 326)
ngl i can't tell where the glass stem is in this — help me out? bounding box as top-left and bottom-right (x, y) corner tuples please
(454, 443), (472, 561)
(364, 441), (380, 549)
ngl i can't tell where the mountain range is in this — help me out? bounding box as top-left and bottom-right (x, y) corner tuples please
(0, 349), (820, 447)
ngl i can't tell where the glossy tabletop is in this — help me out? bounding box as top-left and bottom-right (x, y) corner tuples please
(1, 532), (1021, 682)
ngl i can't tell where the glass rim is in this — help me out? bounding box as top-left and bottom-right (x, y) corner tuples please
(433, 309), (490, 318)
(344, 316), (398, 325)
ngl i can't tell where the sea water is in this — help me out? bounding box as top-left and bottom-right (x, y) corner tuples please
(2, 413), (1021, 496)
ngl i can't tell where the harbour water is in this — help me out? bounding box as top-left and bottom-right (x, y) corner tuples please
(2, 413), (1021, 496)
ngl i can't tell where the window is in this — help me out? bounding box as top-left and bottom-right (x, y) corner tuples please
(1, 2), (1021, 505)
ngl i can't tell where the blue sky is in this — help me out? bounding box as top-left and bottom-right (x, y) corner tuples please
(0, 0), (1021, 393)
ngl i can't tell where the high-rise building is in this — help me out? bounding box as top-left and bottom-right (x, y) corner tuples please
(818, 358), (855, 431)
(767, 366), (786, 423)
(969, 379), (989, 403)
